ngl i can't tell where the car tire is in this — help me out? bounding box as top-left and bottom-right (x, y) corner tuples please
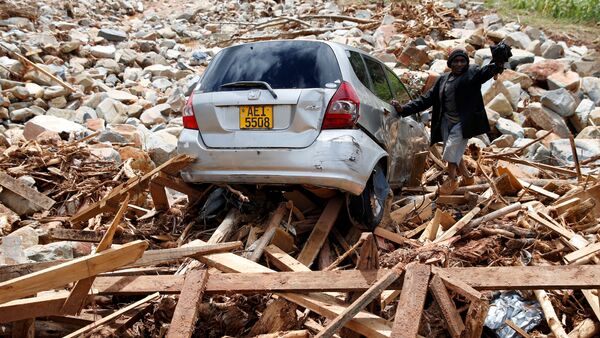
(346, 164), (389, 230)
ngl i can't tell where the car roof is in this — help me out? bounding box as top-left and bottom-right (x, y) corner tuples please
(226, 39), (370, 56)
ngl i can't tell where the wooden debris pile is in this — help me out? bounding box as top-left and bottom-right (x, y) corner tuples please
(1, 135), (600, 337)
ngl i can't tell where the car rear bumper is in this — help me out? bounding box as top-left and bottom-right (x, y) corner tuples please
(176, 129), (387, 195)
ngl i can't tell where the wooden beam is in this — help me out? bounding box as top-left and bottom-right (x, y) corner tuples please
(247, 203), (288, 262)
(315, 261), (405, 338)
(297, 196), (343, 267)
(166, 270), (208, 338)
(11, 318), (34, 338)
(374, 226), (413, 246)
(131, 241), (243, 267)
(564, 242), (600, 264)
(63, 292), (160, 338)
(391, 264), (431, 337)
(419, 209), (442, 242)
(0, 240), (148, 305)
(208, 208), (241, 244)
(46, 228), (138, 244)
(438, 274), (482, 302)
(518, 178), (560, 199)
(149, 181), (169, 211)
(535, 289), (569, 338)
(151, 172), (206, 201)
(504, 319), (532, 338)
(435, 207), (480, 242)
(88, 265), (600, 296)
(0, 292), (77, 323)
(429, 274), (464, 338)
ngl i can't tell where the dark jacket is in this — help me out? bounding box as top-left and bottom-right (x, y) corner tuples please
(400, 64), (502, 146)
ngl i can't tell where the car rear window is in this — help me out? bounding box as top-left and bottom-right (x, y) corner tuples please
(199, 41), (342, 92)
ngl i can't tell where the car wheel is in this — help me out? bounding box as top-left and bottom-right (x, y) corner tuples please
(346, 164), (389, 230)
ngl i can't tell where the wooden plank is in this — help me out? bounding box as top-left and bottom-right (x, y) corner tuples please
(550, 197), (581, 215)
(556, 184), (600, 218)
(61, 195), (130, 314)
(90, 265), (600, 295)
(265, 244), (311, 272)
(429, 274), (464, 338)
(374, 226), (412, 246)
(504, 319), (532, 338)
(434, 207), (480, 242)
(208, 209), (241, 244)
(391, 264), (431, 337)
(518, 178), (560, 199)
(0, 240), (148, 305)
(63, 293), (160, 338)
(194, 240), (392, 338)
(564, 242), (600, 264)
(0, 260), (69, 283)
(283, 190), (318, 213)
(463, 300), (489, 338)
(528, 210), (577, 240)
(149, 181), (169, 211)
(46, 228), (138, 244)
(132, 241), (243, 267)
(166, 270), (208, 338)
(0, 172), (55, 211)
(0, 292), (89, 323)
(419, 209), (441, 242)
(297, 196), (343, 267)
(247, 203), (288, 262)
(315, 261), (405, 338)
(535, 289), (569, 338)
(438, 274), (482, 302)
(151, 172), (205, 200)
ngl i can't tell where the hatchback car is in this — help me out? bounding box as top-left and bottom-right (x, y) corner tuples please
(178, 40), (428, 228)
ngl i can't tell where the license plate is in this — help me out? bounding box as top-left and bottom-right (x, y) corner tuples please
(239, 105), (273, 129)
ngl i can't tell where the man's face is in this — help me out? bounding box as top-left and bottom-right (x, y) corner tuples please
(450, 56), (468, 75)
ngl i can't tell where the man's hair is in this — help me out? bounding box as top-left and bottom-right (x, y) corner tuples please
(446, 49), (469, 68)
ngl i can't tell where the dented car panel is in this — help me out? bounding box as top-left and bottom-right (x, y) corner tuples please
(178, 128), (387, 195)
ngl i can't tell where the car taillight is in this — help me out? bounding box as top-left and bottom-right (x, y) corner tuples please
(182, 93), (198, 130)
(322, 81), (360, 129)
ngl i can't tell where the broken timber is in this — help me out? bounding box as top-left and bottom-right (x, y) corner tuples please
(166, 270), (208, 338)
(0, 172), (55, 215)
(297, 196), (343, 267)
(391, 264), (431, 337)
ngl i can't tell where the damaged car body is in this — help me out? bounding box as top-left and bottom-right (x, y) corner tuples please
(177, 40), (428, 228)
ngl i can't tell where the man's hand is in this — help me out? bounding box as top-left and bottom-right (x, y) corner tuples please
(390, 99), (403, 113)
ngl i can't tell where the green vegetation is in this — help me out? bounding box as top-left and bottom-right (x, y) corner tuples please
(505, 0), (599, 23)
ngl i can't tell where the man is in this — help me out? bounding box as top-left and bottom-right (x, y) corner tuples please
(391, 47), (509, 194)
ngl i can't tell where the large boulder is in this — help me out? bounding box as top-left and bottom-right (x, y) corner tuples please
(486, 93), (513, 117)
(549, 139), (600, 164)
(96, 98), (128, 124)
(547, 70), (580, 91)
(576, 126), (600, 139)
(504, 31), (532, 50)
(522, 102), (570, 138)
(23, 115), (87, 140)
(540, 88), (578, 117)
(146, 130), (178, 165)
(518, 60), (566, 83)
(582, 77), (600, 105)
(496, 117), (524, 139)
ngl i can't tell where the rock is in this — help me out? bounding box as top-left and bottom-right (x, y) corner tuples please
(9, 108), (34, 122)
(576, 99), (596, 124)
(590, 108), (600, 125)
(541, 41), (564, 59)
(89, 144), (122, 163)
(429, 59), (448, 74)
(491, 134), (515, 148)
(48, 96), (67, 109)
(524, 26), (541, 40)
(572, 60), (600, 77)
(486, 93), (513, 117)
(36, 130), (62, 145)
(127, 104), (144, 118)
(581, 77), (600, 105)
(547, 70), (580, 91)
(527, 40), (542, 56)
(76, 106), (98, 123)
(541, 88), (578, 117)
(60, 40), (80, 54)
(576, 126), (600, 139)
(46, 107), (77, 121)
(25, 83), (44, 99)
(496, 69), (533, 89)
(96, 98), (128, 124)
(123, 67), (143, 81)
(140, 103), (170, 126)
(105, 124), (143, 147)
(152, 78), (172, 91)
(96, 58), (121, 74)
(523, 102), (570, 138)
(86, 118), (105, 131)
(90, 45), (116, 59)
(508, 49), (535, 69)
(73, 73), (95, 91)
(143, 64), (175, 78)
(98, 28), (128, 42)
(465, 28), (485, 48)
(117, 48), (138, 65)
(485, 107), (501, 127)
(5, 225), (38, 249)
(523, 127), (537, 139)
(23, 115), (87, 140)
(519, 60), (566, 83)
(146, 130), (178, 165)
(496, 117), (524, 139)
(550, 139), (600, 163)
(24, 242), (74, 262)
(483, 14), (503, 29)
(474, 48), (492, 65)
(119, 146), (156, 174)
(505, 82), (521, 109)
(397, 46), (430, 69)
(43, 86), (70, 100)
(11, 86), (29, 100)
(107, 89), (138, 103)
(505, 31), (532, 50)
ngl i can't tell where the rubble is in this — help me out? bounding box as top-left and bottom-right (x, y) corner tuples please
(0, 0), (599, 337)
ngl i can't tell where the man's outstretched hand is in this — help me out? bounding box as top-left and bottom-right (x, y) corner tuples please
(390, 99), (403, 113)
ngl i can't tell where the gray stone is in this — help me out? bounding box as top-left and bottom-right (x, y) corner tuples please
(582, 77), (600, 105)
(127, 104), (144, 118)
(9, 108), (34, 122)
(486, 93), (513, 118)
(541, 88), (578, 117)
(48, 96), (67, 109)
(524, 26), (541, 40)
(140, 103), (170, 126)
(98, 28), (128, 42)
(43, 86), (70, 100)
(550, 139), (600, 164)
(82, 92), (109, 109)
(572, 60), (600, 77)
(542, 42), (564, 59)
(496, 117), (524, 139)
(508, 49), (535, 69)
(25, 83), (44, 99)
(143, 64), (175, 78)
(152, 78), (172, 91)
(145, 130), (178, 165)
(24, 242), (74, 262)
(527, 40), (542, 56)
(575, 99), (595, 124)
(523, 102), (570, 138)
(46, 107), (77, 121)
(483, 14), (503, 29)
(117, 48), (138, 65)
(23, 115), (87, 140)
(90, 45), (116, 59)
(76, 106), (97, 122)
(107, 89), (138, 103)
(60, 40), (80, 54)
(96, 98), (128, 124)
(73, 73), (95, 90)
(505, 31), (532, 50)
(96, 59), (121, 74)
(123, 67), (143, 81)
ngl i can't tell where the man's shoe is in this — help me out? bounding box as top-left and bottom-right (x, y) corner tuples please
(439, 179), (459, 195)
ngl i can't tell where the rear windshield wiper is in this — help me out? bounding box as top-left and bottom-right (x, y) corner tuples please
(220, 81), (278, 99)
